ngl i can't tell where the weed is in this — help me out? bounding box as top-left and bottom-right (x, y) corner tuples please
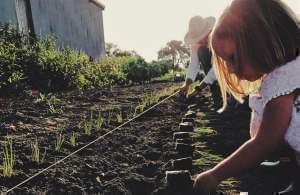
(46, 95), (63, 114)
(35, 93), (63, 114)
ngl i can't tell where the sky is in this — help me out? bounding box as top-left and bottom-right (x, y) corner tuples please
(101, 0), (300, 62)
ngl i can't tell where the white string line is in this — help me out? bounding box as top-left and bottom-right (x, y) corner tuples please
(6, 90), (180, 193)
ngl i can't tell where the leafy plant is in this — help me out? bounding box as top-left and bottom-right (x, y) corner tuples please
(2, 138), (15, 177)
(34, 93), (63, 114)
(46, 95), (63, 114)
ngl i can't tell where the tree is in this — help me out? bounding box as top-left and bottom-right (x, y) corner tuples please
(105, 42), (140, 57)
(157, 40), (190, 69)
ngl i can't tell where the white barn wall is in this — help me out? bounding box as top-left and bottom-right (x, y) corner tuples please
(0, 0), (18, 25)
(30, 0), (105, 59)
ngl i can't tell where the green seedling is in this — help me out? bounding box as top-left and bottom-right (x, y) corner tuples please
(107, 110), (113, 125)
(116, 111), (123, 124)
(55, 133), (65, 151)
(31, 138), (40, 163)
(31, 138), (47, 163)
(94, 112), (104, 130)
(2, 138), (15, 177)
(70, 132), (77, 147)
(84, 115), (93, 134)
(84, 112), (93, 135)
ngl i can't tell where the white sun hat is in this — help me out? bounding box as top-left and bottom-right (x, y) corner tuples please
(184, 16), (216, 46)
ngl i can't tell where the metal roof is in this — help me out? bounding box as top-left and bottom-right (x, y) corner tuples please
(89, 0), (105, 10)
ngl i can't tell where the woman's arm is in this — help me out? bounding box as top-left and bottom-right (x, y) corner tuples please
(185, 45), (201, 82)
(180, 45), (201, 96)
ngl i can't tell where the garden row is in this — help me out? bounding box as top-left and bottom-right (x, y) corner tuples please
(0, 82), (187, 193)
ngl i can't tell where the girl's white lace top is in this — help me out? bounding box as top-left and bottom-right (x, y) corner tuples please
(249, 56), (300, 153)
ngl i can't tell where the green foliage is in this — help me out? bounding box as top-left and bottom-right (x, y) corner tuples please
(35, 93), (63, 114)
(29, 38), (89, 90)
(148, 60), (173, 78)
(2, 138), (15, 177)
(0, 24), (28, 93)
(0, 24), (174, 93)
(153, 69), (185, 82)
(122, 57), (150, 83)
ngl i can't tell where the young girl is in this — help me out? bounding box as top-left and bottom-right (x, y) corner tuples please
(193, 0), (300, 194)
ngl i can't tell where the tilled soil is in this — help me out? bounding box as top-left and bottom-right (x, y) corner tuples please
(0, 82), (185, 194)
(0, 82), (295, 194)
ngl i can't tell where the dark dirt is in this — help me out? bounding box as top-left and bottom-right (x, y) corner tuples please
(0, 82), (184, 194)
(0, 82), (296, 194)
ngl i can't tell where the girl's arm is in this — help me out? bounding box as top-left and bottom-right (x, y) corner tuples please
(212, 93), (295, 180)
(194, 93), (295, 193)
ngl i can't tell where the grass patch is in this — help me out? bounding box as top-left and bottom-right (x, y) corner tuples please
(193, 127), (217, 141)
(193, 150), (223, 167)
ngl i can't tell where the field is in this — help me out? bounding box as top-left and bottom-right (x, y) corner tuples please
(0, 82), (293, 194)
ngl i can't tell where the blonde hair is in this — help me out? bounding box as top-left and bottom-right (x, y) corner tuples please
(211, 0), (300, 111)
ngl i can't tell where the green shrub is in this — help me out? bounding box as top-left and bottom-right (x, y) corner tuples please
(122, 57), (151, 83)
(0, 24), (175, 93)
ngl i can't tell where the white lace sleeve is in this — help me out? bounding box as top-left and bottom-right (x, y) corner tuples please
(260, 56), (300, 107)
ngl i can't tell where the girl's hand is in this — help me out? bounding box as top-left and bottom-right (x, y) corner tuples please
(193, 170), (220, 194)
